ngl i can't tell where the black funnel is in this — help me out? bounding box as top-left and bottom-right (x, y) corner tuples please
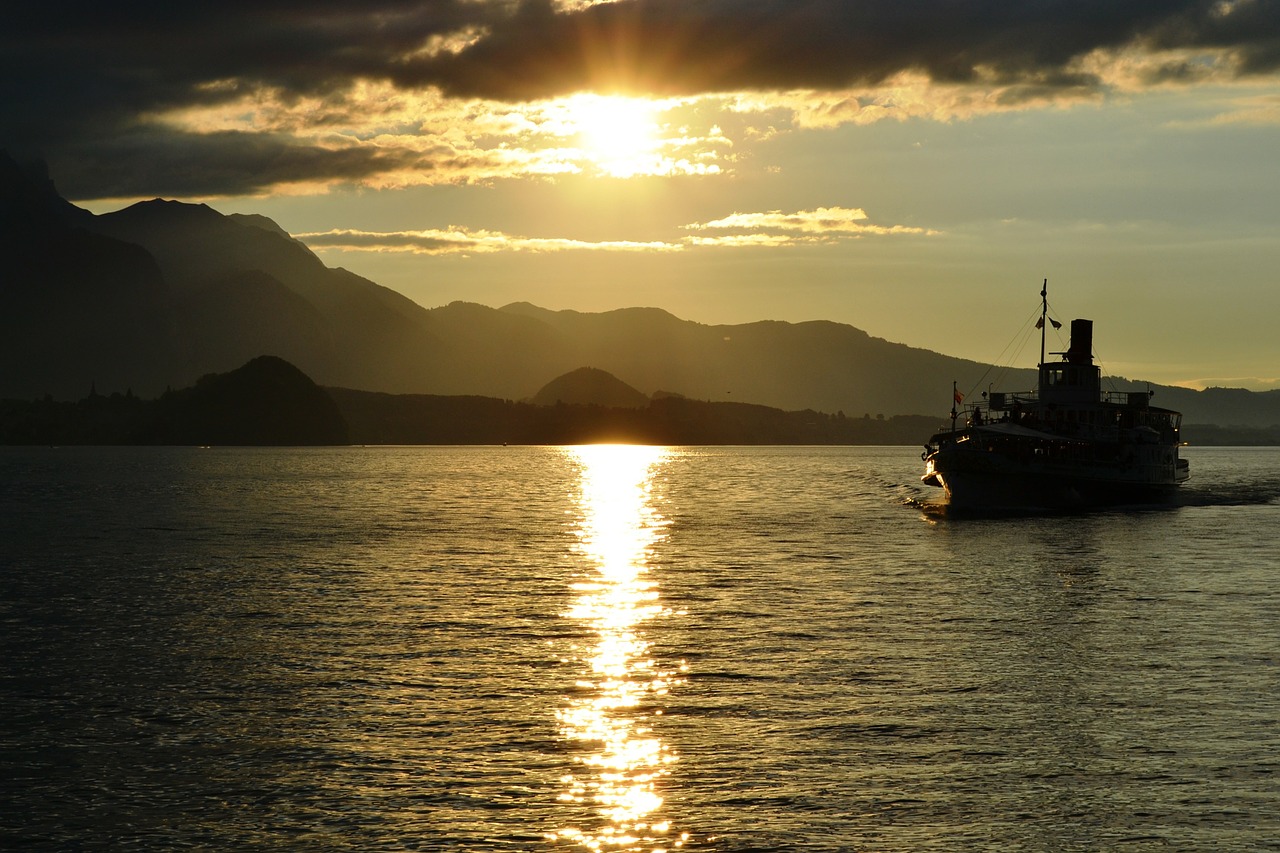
(1067, 319), (1093, 365)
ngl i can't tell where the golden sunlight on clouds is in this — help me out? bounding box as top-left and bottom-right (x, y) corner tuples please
(722, 77), (1066, 132)
(684, 207), (941, 241)
(296, 227), (683, 255)
(723, 44), (1273, 131)
(695, 207), (870, 231)
(154, 82), (725, 193)
(298, 205), (937, 256)
(140, 42), (1280, 200)
(1076, 45), (1246, 92)
(682, 233), (797, 248)
(552, 0), (627, 12)
(399, 26), (487, 61)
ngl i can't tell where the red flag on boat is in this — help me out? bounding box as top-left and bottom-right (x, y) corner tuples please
(954, 389), (965, 404)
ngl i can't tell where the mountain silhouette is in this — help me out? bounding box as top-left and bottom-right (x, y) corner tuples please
(0, 356), (348, 445)
(532, 367), (651, 408)
(87, 195), (441, 392)
(4, 152), (1280, 429)
(495, 301), (1019, 418)
(142, 355), (348, 445)
(2, 155), (179, 400)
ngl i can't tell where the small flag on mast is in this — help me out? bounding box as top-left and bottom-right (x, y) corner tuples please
(954, 389), (965, 404)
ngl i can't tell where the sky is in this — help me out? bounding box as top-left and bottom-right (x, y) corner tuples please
(5, 0), (1280, 390)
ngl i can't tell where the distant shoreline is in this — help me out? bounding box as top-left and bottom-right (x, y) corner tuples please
(2, 387), (1273, 447)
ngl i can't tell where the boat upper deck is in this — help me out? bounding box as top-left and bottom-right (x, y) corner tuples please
(948, 388), (1182, 445)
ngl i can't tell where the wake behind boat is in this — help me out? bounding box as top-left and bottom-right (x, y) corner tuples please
(920, 282), (1190, 510)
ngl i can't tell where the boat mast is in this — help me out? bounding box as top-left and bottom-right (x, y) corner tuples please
(950, 380), (959, 433)
(1039, 278), (1048, 368)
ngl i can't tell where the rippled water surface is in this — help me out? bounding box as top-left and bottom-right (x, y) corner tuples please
(2, 445), (1278, 851)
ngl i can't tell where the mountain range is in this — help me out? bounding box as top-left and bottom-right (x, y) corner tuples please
(4, 152), (1279, 428)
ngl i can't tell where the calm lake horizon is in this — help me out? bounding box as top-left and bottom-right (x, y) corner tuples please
(3, 445), (1278, 851)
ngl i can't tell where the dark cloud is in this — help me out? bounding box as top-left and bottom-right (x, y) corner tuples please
(415, 0), (1106, 96)
(2, 1), (486, 197)
(49, 131), (431, 199)
(412, 0), (1280, 96)
(7, 2), (482, 94)
(4, 0), (1279, 198)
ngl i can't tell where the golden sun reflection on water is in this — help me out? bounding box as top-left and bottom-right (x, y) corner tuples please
(551, 445), (688, 852)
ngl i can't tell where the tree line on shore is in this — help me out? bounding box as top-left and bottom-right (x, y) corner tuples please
(0, 356), (940, 446)
(2, 357), (1274, 447)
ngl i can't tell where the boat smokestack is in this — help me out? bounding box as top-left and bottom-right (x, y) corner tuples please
(1067, 319), (1093, 364)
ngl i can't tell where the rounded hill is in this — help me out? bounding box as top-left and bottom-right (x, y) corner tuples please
(531, 367), (649, 408)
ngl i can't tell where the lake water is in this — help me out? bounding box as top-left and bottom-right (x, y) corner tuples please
(2, 445), (1278, 851)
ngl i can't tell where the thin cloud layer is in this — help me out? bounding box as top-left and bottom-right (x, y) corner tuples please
(685, 206), (937, 236)
(4, 0), (1280, 198)
(298, 206), (936, 254)
(683, 206), (939, 245)
(297, 226), (682, 254)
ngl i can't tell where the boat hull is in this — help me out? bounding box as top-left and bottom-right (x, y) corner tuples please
(923, 436), (1188, 510)
(931, 467), (1182, 511)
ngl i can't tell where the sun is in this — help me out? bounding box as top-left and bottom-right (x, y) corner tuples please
(566, 94), (662, 178)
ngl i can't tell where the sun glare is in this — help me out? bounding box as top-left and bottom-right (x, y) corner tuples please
(566, 94), (663, 178)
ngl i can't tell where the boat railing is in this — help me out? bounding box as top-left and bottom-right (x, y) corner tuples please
(964, 390), (1037, 419)
(966, 389), (1161, 418)
(959, 389), (1180, 444)
(979, 391), (1038, 409)
(1103, 390), (1155, 407)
